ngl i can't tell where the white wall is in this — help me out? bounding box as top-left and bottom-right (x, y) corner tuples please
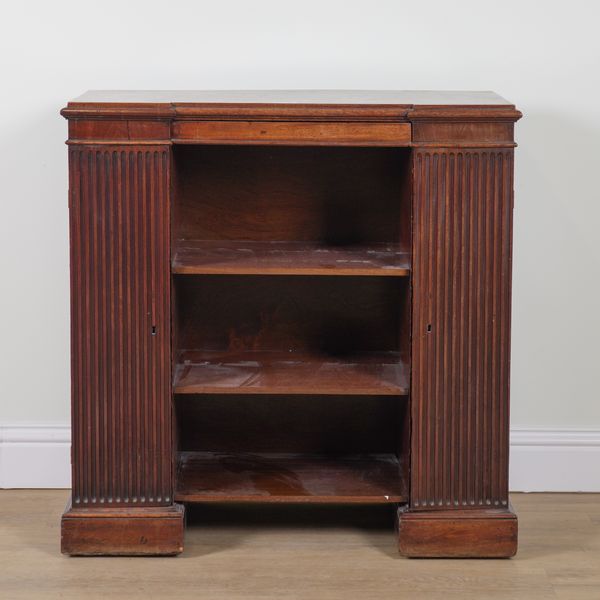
(1, 1), (599, 486)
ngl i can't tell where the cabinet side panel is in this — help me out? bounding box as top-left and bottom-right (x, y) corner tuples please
(411, 149), (513, 508)
(69, 145), (171, 506)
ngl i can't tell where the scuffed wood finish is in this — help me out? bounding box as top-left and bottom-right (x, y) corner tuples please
(172, 240), (410, 276)
(173, 351), (409, 396)
(410, 148), (514, 510)
(172, 120), (411, 146)
(176, 452), (406, 504)
(68, 120), (170, 144)
(62, 90), (521, 558)
(412, 122), (515, 145)
(68, 145), (171, 507)
(61, 501), (184, 556)
(397, 506), (518, 558)
(62, 90), (520, 123)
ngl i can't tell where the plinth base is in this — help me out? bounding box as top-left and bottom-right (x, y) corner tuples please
(61, 498), (184, 556)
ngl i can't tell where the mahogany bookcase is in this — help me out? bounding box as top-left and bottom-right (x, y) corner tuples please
(60, 91), (521, 557)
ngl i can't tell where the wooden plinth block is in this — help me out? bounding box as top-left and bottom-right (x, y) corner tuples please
(397, 506), (517, 558)
(61, 500), (185, 556)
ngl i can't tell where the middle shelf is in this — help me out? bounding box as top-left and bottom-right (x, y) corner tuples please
(173, 351), (409, 396)
(172, 240), (410, 276)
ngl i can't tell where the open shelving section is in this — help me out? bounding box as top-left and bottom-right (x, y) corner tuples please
(171, 143), (412, 506)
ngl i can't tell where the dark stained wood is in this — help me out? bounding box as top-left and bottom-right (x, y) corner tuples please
(172, 240), (410, 276)
(176, 452), (406, 504)
(62, 90), (520, 558)
(174, 275), (407, 356)
(173, 351), (408, 396)
(412, 121), (515, 144)
(410, 148), (514, 510)
(397, 506), (518, 558)
(407, 106), (521, 122)
(172, 145), (410, 246)
(68, 119), (170, 143)
(62, 90), (520, 123)
(175, 394), (406, 454)
(68, 146), (172, 508)
(172, 120), (411, 145)
(61, 500), (184, 556)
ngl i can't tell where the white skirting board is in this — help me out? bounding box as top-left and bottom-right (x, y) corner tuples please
(509, 429), (600, 492)
(1, 425), (600, 492)
(0, 425), (71, 489)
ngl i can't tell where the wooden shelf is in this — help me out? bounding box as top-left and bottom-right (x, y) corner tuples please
(172, 240), (410, 276)
(175, 451), (406, 504)
(173, 351), (409, 396)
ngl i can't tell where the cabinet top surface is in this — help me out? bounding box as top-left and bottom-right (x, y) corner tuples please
(68, 89), (513, 107)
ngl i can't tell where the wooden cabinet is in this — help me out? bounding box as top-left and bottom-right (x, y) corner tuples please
(60, 90), (521, 557)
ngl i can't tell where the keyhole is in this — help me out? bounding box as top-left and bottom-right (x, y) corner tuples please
(151, 325), (157, 336)
(427, 324), (432, 333)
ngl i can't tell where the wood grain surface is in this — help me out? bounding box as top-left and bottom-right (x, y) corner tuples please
(62, 90), (521, 123)
(174, 275), (407, 355)
(172, 240), (410, 276)
(398, 506), (518, 557)
(61, 502), (184, 556)
(173, 351), (409, 395)
(62, 91), (521, 558)
(172, 120), (411, 145)
(68, 145), (172, 507)
(172, 145), (410, 245)
(410, 149), (514, 510)
(175, 452), (407, 503)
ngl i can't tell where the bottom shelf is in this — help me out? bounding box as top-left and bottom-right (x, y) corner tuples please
(175, 451), (406, 504)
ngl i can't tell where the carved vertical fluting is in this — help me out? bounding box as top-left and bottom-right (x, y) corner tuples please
(411, 149), (513, 508)
(69, 146), (171, 506)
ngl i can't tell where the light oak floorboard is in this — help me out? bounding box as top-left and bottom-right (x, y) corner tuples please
(1, 491), (599, 599)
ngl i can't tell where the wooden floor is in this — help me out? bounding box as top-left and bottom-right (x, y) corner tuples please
(1, 491), (600, 599)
